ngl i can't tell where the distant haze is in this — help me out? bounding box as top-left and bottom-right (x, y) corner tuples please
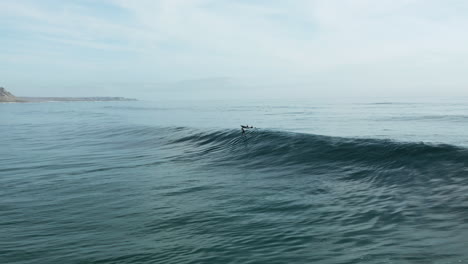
(2, 0), (468, 100)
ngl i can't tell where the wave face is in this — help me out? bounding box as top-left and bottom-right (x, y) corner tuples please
(2, 101), (468, 264)
(167, 127), (468, 170)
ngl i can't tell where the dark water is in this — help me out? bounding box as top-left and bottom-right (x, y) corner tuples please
(1, 99), (468, 263)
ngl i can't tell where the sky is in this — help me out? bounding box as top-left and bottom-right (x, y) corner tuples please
(1, 0), (468, 100)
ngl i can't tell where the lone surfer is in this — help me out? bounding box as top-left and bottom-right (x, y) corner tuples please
(241, 125), (253, 134)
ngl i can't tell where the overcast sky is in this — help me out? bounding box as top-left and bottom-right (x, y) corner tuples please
(2, 0), (468, 99)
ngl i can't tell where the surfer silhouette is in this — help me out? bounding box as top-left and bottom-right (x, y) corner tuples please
(241, 125), (253, 134)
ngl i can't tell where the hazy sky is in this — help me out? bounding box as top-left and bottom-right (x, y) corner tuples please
(2, 0), (468, 99)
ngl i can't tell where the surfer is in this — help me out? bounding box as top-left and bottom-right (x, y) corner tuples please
(241, 125), (253, 133)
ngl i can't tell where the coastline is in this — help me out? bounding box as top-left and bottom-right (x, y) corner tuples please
(0, 97), (137, 103)
(0, 87), (137, 103)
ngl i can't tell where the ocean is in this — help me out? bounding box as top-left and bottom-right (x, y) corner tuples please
(1, 98), (468, 264)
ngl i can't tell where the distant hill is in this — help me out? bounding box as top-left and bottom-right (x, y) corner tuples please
(0, 87), (137, 103)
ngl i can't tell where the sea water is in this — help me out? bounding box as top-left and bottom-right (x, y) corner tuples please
(1, 98), (468, 263)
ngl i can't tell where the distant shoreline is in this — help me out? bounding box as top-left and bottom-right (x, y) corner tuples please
(16, 97), (138, 103)
(0, 87), (138, 103)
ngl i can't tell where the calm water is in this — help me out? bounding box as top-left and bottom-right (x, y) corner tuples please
(1, 98), (468, 264)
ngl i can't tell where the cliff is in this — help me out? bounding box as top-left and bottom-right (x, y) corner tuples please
(0, 87), (22, 102)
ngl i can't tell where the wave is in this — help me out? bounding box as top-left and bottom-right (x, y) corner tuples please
(158, 127), (468, 186)
(164, 127), (467, 166)
(53, 122), (468, 186)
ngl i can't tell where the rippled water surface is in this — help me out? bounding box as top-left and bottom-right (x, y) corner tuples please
(1, 98), (468, 264)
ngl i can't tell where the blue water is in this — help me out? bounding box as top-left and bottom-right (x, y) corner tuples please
(2, 98), (468, 263)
